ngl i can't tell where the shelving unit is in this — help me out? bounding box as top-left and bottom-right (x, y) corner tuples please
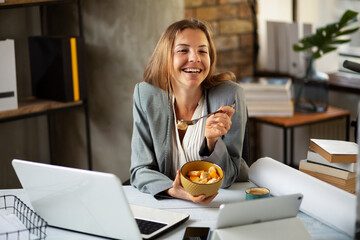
(0, 0), (92, 170)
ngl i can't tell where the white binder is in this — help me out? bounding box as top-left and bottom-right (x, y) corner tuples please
(0, 39), (18, 111)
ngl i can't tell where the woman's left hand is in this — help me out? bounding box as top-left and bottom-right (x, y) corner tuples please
(166, 170), (218, 205)
(205, 105), (235, 152)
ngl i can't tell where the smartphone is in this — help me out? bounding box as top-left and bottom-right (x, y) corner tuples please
(182, 227), (210, 240)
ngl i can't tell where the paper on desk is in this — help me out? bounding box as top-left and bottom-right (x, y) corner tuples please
(0, 212), (37, 240)
(249, 157), (356, 237)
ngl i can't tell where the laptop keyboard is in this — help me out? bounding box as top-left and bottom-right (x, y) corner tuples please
(135, 218), (167, 235)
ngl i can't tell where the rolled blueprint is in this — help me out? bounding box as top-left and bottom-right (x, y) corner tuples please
(249, 157), (356, 237)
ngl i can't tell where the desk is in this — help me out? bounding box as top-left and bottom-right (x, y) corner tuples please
(251, 106), (350, 167)
(0, 183), (351, 240)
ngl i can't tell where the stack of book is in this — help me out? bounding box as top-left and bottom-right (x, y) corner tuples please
(299, 138), (358, 194)
(238, 77), (293, 117)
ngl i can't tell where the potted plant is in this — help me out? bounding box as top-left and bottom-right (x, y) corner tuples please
(293, 9), (359, 113)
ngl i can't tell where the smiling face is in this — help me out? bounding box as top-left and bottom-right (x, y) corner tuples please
(171, 28), (211, 92)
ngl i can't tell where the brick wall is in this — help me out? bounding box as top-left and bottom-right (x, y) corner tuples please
(184, 0), (256, 80)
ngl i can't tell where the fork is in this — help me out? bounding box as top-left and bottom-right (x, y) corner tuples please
(176, 103), (235, 130)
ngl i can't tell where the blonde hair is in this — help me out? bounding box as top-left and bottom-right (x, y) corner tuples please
(142, 18), (235, 92)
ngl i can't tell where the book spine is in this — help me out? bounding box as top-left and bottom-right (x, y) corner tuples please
(299, 160), (354, 180)
(331, 154), (357, 163)
(287, 23), (301, 77)
(300, 169), (355, 193)
(307, 150), (356, 172)
(309, 141), (332, 162)
(66, 37), (87, 101)
(266, 21), (278, 72)
(70, 38), (80, 101)
(309, 141), (357, 163)
(276, 22), (289, 74)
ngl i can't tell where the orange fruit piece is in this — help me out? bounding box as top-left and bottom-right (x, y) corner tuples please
(189, 176), (200, 182)
(209, 170), (218, 179)
(187, 170), (203, 177)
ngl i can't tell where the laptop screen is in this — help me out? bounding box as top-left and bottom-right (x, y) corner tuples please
(11, 159), (189, 240)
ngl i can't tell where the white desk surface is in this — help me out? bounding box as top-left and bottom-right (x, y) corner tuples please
(0, 182), (351, 240)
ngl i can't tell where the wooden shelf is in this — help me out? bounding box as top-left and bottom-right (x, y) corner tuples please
(0, 98), (83, 121)
(0, 0), (91, 171)
(251, 106), (350, 128)
(0, 0), (72, 8)
(250, 106), (351, 167)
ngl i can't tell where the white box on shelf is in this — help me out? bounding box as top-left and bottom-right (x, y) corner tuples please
(0, 39), (18, 111)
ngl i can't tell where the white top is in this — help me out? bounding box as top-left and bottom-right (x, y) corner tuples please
(171, 97), (206, 178)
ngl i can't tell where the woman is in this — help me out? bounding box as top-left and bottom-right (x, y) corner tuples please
(130, 18), (248, 204)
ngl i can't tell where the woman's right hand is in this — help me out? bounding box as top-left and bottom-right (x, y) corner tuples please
(205, 105), (235, 152)
(166, 170), (218, 205)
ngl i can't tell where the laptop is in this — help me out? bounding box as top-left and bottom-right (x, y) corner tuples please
(212, 194), (313, 240)
(12, 159), (189, 240)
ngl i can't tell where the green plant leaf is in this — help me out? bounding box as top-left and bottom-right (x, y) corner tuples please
(336, 27), (360, 37)
(293, 44), (306, 51)
(293, 9), (359, 58)
(322, 46), (337, 54)
(324, 23), (338, 35)
(312, 51), (322, 59)
(328, 39), (351, 45)
(339, 10), (358, 26)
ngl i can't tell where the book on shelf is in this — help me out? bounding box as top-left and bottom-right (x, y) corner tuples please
(29, 36), (87, 102)
(239, 77), (292, 92)
(247, 111), (293, 117)
(266, 21), (313, 76)
(299, 160), (356, 180)
(299, 169), (356, 194)
(287, 22), (301, 77)
(277, 22), (289, 74)
(266, 21), (278, 72)
(309, 139), (358, 163)
(265, 21), (289, 74)
(247, 102), (293, 110)
(307, 149), (357, 172)
(247, 102), (294, 117)
(0, 39), (18, 111)
(245, 93), (291, 102)
(238, 77), (293, 117)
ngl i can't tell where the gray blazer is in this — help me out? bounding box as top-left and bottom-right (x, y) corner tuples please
(130, 81), (249, 196)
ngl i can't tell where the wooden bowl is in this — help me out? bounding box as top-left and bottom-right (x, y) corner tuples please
(180, 160), (224, 198)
